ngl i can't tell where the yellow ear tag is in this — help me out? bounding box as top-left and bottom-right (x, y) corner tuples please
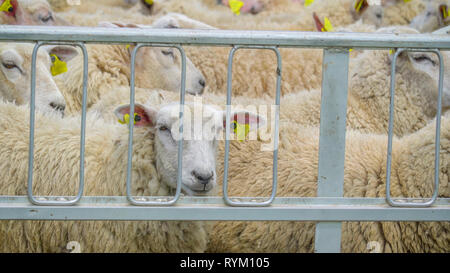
(0, 0), (13, 12)
(403, 0), (411, 3)
(354, 0), (364, 12)
(232, 121), (250, 142)
(389, 49), (394, 55)
(321, 17), (333, 32)
(440, 5), (448, 19)
(229, 0), (244, 15)
(50, 54), (68, 76)
(118, 113), (140, 125)
(304, 0), (314, 7)
(144, 0), (154, 4)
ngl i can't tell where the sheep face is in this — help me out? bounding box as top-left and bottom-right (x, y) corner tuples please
(98, 21), (207, 95)
(18, 0), (57, 25)
(135, 46), (206, 95)
(378, 26), (450, 113)
(410, 1), (449, 33)
(407, 50), (450, 111)
(114, 103), (265, 196)
(351, 0), (384, 28)
(0, 43), (78, 115)
(389, 49), (450, 113)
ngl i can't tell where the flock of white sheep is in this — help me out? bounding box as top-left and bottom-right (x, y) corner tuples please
(0, 0), (449, 253)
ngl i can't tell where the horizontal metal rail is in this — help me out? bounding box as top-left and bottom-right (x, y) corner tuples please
(0, 197), (448, 221)
(0, 26), (449, 49)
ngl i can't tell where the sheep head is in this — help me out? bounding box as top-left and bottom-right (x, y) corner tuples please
(0, 43), (78, 116)
(114, 102), (265, 196)
(98, 21), (206, 95)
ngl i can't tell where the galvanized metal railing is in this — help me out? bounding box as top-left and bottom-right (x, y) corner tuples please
(386, 48), (444, 207)
(27, 41), (89, 206)
(127, 43), (186, 206)
(0, 26), (449, 253)
(223, 45), (282, 207)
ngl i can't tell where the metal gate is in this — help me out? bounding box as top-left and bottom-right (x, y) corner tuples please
(0, 25), (449, 253)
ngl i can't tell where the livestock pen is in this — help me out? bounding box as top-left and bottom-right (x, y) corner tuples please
(0, 25), (448, 253)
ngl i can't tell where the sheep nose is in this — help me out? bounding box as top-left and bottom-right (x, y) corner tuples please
(249, 2), (264, 14)
(192, 171), (214, 185)
(50, 102), (66, 113)
(199, 78), (206, 88)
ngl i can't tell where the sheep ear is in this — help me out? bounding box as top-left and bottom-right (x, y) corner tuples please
(98, 21), (120, 28)
(98, 21), (141, 28)
(223, 111), (266, 131)
(151, 15), (180, 29)
(45, 45), (78, 63)
(114, 103), (157, 127)
(387, 50), (408, 65)
(439, 4), (448, 21)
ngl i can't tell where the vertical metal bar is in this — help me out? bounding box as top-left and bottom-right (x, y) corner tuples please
(126, 43), (185, 206)
(223, 45), (281, 207)
(314, 48), (349, 253)
(386, 48), (443, 207)
(27, 42), (88, 206)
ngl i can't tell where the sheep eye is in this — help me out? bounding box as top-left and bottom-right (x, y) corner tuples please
(2, 62), (16, 69)
(161, 50), (174, 58)
(413, 55), (436, 66)
(40, 14), (54, 23)
(158, 125), (169, 131)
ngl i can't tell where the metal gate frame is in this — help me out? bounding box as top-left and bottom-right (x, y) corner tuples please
(0, 25), (449, 253)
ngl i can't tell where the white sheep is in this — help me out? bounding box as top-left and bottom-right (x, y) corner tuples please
(207, 112), (450, 253)
(0, 100), (265, 252)
(0, 43), (78, 115)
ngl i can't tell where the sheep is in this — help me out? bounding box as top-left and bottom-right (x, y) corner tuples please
(410, 0), (449, 32)
(206, 113), (450, 253)
(0, 43), (79, 115)
(55, 20), (206, 116)
(0, 99), (265, 252)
